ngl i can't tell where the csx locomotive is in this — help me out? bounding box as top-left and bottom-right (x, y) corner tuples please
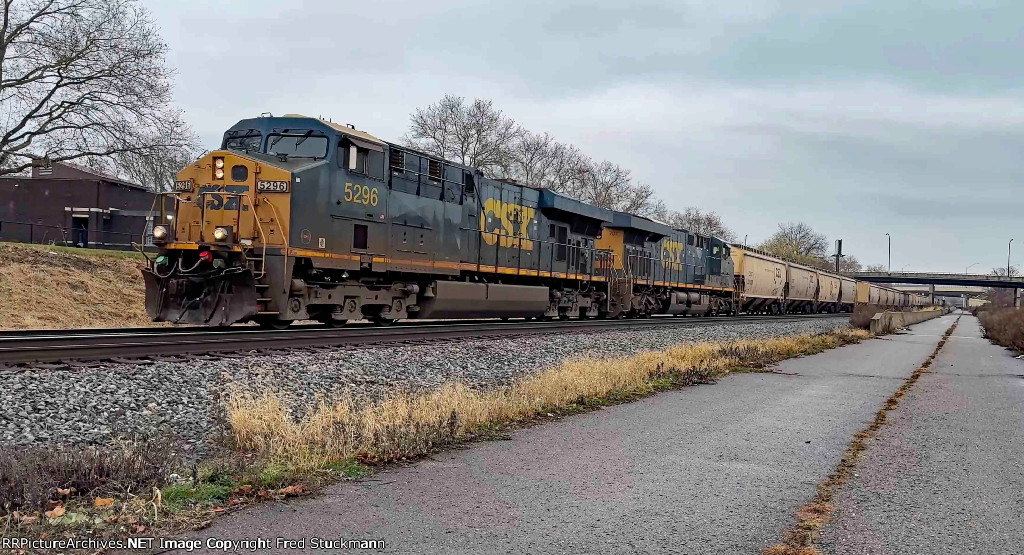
(142, 114), (737, 327)
(142, 114), (928, 327)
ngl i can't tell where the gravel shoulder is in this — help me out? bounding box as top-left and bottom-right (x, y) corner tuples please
(820, 315), (1024, 555)
(177, 315), (956, 555)
(0, 317), (850, 456)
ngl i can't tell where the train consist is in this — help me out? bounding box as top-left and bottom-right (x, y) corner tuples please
(731, 247), (930, 314)
(142, 114), (930, 327)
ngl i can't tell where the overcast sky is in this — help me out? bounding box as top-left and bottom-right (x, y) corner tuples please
(143, 0), (1021, 273)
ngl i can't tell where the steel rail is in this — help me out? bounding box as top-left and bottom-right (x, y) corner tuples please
(0, 313), (847, 365)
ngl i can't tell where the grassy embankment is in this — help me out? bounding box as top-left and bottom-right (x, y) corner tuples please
(1, 327), (870, 541)
(0, 242), (149, 329)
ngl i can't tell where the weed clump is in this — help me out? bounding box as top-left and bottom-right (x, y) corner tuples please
(0, 438), (177, 512)
(977, 307), (1024, 352)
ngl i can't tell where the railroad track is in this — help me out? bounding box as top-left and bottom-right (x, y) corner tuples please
(0, 313), (848, 366)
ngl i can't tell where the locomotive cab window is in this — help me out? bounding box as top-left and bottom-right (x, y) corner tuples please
(223, 129), (262, 151)
(266, 131), (328, 159)
(340, 138), (384, 180)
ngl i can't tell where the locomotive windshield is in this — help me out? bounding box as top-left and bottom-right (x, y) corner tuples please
(267, 131), (328, 159)
(223, 129), (262, 151)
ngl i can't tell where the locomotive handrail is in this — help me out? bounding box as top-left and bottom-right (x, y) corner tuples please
(463, 226), (613, 280)
(260, 196), (288, 286)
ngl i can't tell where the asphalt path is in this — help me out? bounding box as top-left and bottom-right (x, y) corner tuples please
(179, 314), (957, 555)
(821, 314), (1024, 554)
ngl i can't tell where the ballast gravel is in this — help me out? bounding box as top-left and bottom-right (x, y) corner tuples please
(0, 317), (850, 456)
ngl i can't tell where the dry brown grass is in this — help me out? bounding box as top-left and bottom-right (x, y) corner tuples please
(0, 242), (151, 329)
(977, 307), (1024, 352)
(228, 328), (870, 472)
(763, 316), (960, 555)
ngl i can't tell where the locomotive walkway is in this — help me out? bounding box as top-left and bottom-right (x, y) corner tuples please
(174, 313), (1022, 554)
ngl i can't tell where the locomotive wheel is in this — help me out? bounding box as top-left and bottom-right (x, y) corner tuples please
(372, 314), (396, 326)
(257, 318), (293, 330)
(317, 317), (347, 328)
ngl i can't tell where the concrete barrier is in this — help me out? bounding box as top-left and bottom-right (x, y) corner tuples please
(869, 308), (949, 335)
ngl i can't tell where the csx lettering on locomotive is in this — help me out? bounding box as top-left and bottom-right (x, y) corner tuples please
(198, 185), (249, 211)
(661, 239), (684, 264)
(479, 198), (535, 250)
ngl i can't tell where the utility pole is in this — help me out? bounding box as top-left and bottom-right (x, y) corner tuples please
(1009, 238), (1014, 277)
(885, 233), (891, 273)
(833, 239), (844, 272)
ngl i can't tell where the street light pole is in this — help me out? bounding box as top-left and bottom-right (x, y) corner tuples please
(966, 262), (979, 275)
(1009, 239), (1014, 277)
(885, 233), (891, 272)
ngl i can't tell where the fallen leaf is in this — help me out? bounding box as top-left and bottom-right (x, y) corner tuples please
(228, 497), (242, 506)
(131, 524), (147, 534)
(235, 484), (253, 495)
(212, 506), (226, 513)
(46, 499), (62, 510)
(94, 497), (114, 508)
(56, 488), (72, 497)
(277, 484), (305, 496)
(256, 489), (272, 500)
(15, 512), (39, 524)
(44, 506), (65, 519)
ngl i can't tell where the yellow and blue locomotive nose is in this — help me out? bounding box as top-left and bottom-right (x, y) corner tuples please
(166, 151), (292, 247)
(142, 151), (293, 324)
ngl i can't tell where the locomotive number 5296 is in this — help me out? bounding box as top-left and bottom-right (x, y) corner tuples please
(344, 183), (379, 207)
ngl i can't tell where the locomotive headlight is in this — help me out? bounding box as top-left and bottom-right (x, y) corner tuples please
(213, 227), (229, 241)
(214, 158), (225, 169)
(214, 168), (225, 179)
(152, 225), (168, 240)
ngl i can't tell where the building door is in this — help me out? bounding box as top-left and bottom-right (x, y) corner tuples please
(72, 216), (88, 247)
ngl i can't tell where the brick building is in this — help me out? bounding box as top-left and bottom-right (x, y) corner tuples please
(0, 160), (158, 249)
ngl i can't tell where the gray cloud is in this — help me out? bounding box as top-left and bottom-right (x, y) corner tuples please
(144, 0), (1022, 272)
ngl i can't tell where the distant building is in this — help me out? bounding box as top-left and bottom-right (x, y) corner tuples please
(0, 159), (158, 249)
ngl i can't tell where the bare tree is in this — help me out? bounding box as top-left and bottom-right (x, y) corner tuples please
(405, 95), (667, 218)
(406, 95), (520, 175)
(990, 266), (1020, 277)
(0, 0), (198, 178)
(760, 222), (829, 259)
(666, 207), (736, 241)
(838, 255), (862, 273)
(114, 123), (203, 191)
(864, 264), (888, 272)
(503, 129), (554, 186)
